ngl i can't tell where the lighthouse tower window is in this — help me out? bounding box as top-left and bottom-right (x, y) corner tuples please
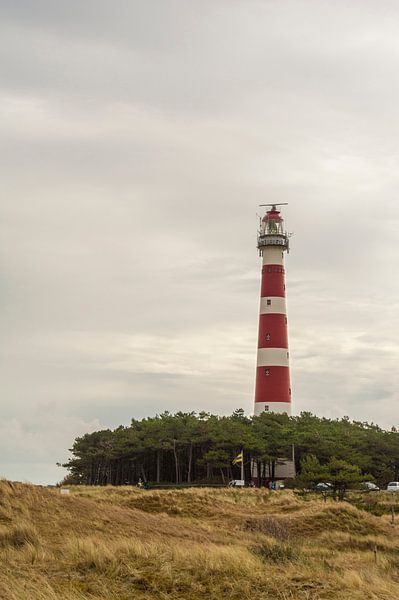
(267, 299), (271, 306)
(265, 368), (270, 376)
(264, 405), (269, 412)
(266, 333), (271, 341)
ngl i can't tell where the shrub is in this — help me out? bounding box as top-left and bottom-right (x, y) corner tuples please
(251, 540), (299, 563)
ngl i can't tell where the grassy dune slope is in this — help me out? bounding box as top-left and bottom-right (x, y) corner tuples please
(1, 482), (399, 599)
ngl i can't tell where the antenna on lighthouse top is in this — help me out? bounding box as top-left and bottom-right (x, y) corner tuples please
(259, 203), (288, 208)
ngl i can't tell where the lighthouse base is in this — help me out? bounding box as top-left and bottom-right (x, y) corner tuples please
(254, 402), (291, 416)
(251, 460), (295, 483)
(251, 455), (296, 486)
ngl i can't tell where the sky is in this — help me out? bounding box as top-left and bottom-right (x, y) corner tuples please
(1, 0), (399, 484)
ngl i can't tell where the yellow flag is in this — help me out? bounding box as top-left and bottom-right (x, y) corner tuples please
(232, 452), (243, 465)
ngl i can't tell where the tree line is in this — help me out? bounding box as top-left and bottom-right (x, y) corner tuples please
(62, 410), (399, 488)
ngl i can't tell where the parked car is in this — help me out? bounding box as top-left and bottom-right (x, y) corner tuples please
(361, 481), (380, 491)
(387, 482), (399, 492)
(228, 479), (245, 487)
(268, 481), (285, 490)
(315, 482), (333, 492)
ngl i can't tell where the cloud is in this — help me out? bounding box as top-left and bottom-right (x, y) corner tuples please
(1, 0), (399, 482)
(0, 415), (101, 484)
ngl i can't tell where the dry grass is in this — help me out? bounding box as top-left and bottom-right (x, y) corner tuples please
(0, 481), (399, 599)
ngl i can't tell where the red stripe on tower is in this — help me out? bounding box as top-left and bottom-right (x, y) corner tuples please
(261, 265), (286, 297)
(254, 205), (292, 416)
(257, 314), (288, 348)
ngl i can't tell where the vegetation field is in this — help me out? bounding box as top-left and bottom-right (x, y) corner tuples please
(2, 481), (399, 599)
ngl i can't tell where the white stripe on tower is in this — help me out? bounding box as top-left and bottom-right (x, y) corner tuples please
(257, 348), (290, 367)
(262, 247), (284, 266)
(259, 297), (287, 315)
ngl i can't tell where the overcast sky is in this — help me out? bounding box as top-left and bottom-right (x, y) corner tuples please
(1, 0), (399, 484)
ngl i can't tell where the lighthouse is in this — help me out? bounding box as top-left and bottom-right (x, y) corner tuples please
(254, 204), (291, 416)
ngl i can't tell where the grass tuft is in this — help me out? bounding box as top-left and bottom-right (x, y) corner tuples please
(251, 540), (300, 563)
(0, 522), (39, 548)
(245, 515), (292, 541)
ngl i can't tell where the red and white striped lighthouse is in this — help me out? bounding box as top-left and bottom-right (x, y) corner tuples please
(254, 204), (292, 416)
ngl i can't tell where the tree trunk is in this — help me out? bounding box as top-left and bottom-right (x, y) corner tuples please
(140, 465), (147, 483)
(156, 451), (161, 483)
(96, 463), (101, 485)
(187, 443), (193, 483)
(173, 439), (179, 483)
(220, 468), (225, 484)
(257, 460), (262, 487)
